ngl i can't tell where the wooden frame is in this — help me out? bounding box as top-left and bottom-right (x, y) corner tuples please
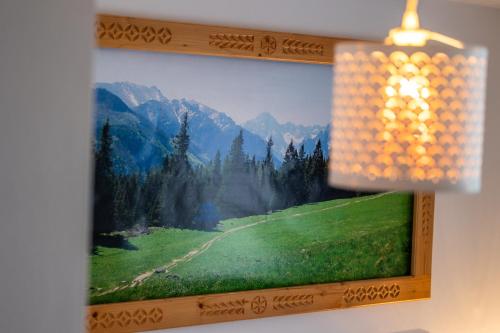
(87, 14), (435, 332)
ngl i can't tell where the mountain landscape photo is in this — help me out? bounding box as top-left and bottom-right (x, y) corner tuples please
(89, 49), (413, 306)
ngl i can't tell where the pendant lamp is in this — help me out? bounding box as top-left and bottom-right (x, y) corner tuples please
(328, 0), (488, 192)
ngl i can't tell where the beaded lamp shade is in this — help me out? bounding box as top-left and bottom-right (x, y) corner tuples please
(329, 44), (487, 192)
(328, 1), (488, 192)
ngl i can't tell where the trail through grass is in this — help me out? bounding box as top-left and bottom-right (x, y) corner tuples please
(90, 192), (413, 304)
(90, 228), (218, 292)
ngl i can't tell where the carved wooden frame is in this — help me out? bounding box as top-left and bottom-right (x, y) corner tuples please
(88, 14), (435, 332)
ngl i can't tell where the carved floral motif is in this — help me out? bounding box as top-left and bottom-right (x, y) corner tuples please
(260, 35), (277, 55)
(208, 33), (255, 51)
(272, 294), (314, 310)
(96, 21), (172, 45)
(282, 38), (324, 55)
(86, 307), (163, 331)
(199, 299), (248, 316)
(251, 296), (268, 314)
(343, 284), (400, 304)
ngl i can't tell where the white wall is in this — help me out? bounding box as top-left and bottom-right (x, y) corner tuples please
(95, 0), (500, 332)
(0, 0), (498, 333)
(0, 1), (93, 332)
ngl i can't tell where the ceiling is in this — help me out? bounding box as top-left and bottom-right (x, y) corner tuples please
(450, 0), (500, 8)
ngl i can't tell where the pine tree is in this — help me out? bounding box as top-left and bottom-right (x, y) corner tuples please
(279, 140), (303, 207)
(172, 113), (190, 164)
(141, 168), (163, 226)
(259, 136), (277, 212)
(114, 174), (141, 230)
(249, 155), (258, 180)
(264, 136), (274, 170)
(308, 140), (326, 202)
(212, 150), (222, 189)
(312, 140), (324, 163)
(93, 119), (116, 235)
(284, 140), (298, 164)
(296, 144), (308, 204)
(228, 129), (246, 172)
(218, 130), (258, 217)
(158, 114), (201, 229)
(298, 144), (306, 162)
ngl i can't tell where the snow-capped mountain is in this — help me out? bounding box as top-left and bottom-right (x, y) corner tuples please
(94, 88), (173, 173)
(243, 112), (326, 156)
(136, 97), (269, 163)
(94, 82), (274, 172)
(95, 82), (168, 108)
(302, 125), (330, 157)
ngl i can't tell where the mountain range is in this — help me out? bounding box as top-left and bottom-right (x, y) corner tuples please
(242, 112), (328, 157)
(96, 82), (168, 108)
(94, 82), (329, 173)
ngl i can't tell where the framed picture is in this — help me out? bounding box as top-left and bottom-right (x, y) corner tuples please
(87, 15), (435, 333)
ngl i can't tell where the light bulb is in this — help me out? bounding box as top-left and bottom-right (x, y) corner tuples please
(385, 0), (464, 49)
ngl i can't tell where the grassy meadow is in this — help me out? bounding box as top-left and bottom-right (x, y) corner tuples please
(89, 192), (413, 305)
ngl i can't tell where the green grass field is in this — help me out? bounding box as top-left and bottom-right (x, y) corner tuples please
(89, 192), (413, 305)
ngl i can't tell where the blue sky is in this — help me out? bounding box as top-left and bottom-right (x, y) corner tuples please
(94, 49), (332, 126)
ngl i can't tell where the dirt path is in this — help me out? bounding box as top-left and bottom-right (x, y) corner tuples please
(95, 192), (392, 296)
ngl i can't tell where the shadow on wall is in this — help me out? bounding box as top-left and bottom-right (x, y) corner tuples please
(392, 330), (429, 333)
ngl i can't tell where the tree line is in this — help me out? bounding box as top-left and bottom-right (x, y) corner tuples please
(93, 114), (358, 238)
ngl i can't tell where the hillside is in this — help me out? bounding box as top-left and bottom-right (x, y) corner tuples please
(94, 88), (173, 172)
(89, 192), (413, 304)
